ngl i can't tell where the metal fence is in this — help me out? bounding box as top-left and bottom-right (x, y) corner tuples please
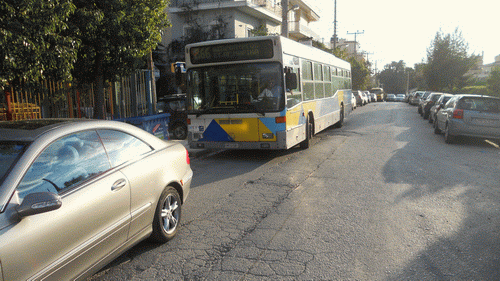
(1, 70), (155, 121)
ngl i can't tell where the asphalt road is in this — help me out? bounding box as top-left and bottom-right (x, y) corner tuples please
(90, 101), (500, 280)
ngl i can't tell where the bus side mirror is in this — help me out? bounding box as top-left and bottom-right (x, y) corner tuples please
(285, 72), (297, 90)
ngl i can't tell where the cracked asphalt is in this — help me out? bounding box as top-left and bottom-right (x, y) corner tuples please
(90, 102), (500, 280)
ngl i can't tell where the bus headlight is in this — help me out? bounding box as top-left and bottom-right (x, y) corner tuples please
(262, 133), (274, 139)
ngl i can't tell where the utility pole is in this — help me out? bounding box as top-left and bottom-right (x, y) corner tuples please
(333, 0), (337, 49)
(347, 30), (364, 55)
(281, 0), (289, 37)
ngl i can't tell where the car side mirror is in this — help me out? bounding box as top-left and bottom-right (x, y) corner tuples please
(16, 192), (62, 218)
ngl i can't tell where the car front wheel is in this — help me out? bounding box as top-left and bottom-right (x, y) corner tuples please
(150, 186), (182, 243)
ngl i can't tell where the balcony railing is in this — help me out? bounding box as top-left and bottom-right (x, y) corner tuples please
(170, 0), (282, 17)
(289, 21), (320, 40)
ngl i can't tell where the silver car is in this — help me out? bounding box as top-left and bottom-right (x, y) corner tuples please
(0, 119), (193, 280)
(434, 95), (500, 143)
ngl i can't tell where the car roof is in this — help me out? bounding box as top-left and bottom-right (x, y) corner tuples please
(456, 94), (500, 100)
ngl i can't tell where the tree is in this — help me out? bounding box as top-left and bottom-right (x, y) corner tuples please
(0, 0), (78, 90)
(250, 25), (269, 37)
(378, 60), (413, 93)
(424, 28), (480, 92)
(348, 57), (370, 90)
(69, 0), (168, 118)
(487, 67), (500, 97)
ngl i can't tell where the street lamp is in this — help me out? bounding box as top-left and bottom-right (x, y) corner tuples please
(281, 0), (299, 38)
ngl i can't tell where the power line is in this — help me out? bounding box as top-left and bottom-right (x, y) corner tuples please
(347, 30), (364, 55)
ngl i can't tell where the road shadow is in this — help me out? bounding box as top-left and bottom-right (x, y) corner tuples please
(381, 103), (500, 279)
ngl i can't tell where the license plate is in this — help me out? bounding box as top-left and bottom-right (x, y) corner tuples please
(224, 143), (239, 148)
(474, 118), (497, 126)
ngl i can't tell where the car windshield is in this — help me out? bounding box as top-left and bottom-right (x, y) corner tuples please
(0, 142), (28, 186)
(187, 62), (284, 113)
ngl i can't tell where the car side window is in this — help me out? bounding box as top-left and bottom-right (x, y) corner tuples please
(444, 97), (456, 109)
(97, 130), (153, 167)
(17, 131), (110, 201)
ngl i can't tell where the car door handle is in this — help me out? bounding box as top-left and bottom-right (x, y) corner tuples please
(111, 179), (127, 191)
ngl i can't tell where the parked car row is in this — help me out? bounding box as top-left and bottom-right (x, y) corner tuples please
(351, 90), (379, 110)
(410, 92), (500, 144)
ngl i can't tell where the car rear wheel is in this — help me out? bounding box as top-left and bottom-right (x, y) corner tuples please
(444, 123), (456, 144)
(433, 120), (441, 134)
(150, 186), (182, 243)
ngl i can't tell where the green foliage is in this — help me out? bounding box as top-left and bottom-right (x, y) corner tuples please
(378, 61), (413, 93)
(250, 25), (269, 37)
(487, 67), (500, 97)
(424, 28), (480, 92)
(69, 0), (169, 84)
(461, 85), (489, 95)
(0, 0), (78, 89)
(348, 57), (370, 90)
(332, 48), (348, 60)
(312, 40), (331, 53)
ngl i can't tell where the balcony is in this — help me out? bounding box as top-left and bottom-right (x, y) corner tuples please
(170, 0), (282, 21)
(289, 21), (320, 41)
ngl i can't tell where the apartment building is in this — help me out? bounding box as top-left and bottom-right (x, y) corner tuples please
(161, 0), (321, 61)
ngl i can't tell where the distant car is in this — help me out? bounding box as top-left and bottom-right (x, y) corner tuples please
(0, 119), (193, 280)
(157, 94), (187, 139)
(395, 94), (405, 102)
(361, 92), (369, 105)
(434, 95), (500, 143)
(352, 90), (364, 106)
(351, 92), (357, 109)
(386, 94), (396, 102)
(364, 91), (375, 103)
(409, 91), (426, 105)
(417, 91), (431, 114)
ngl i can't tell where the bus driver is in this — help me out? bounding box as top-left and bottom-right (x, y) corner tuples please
(258, 78), (282, 100)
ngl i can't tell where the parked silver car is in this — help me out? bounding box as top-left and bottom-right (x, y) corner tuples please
(429, 94), (454, 124)
(434, 95), (500, 143)
(409, 91), (426, 105)
(0, 119), (193, 280)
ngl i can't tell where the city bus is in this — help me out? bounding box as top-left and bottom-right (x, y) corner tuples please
(184, 35), (352, 150)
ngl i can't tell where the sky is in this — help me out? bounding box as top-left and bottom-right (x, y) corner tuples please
(307, 0), (499, 71)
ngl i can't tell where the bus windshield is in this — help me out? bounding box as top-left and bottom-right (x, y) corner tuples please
(187, 62), (284, 113)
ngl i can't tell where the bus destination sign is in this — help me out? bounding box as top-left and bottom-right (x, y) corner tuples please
(190, 39), (274, 64)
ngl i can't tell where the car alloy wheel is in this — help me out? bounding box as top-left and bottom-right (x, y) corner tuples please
(150, 186), (181, 243)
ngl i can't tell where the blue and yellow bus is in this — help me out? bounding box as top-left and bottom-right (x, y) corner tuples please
(184, 35), (352, 150)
